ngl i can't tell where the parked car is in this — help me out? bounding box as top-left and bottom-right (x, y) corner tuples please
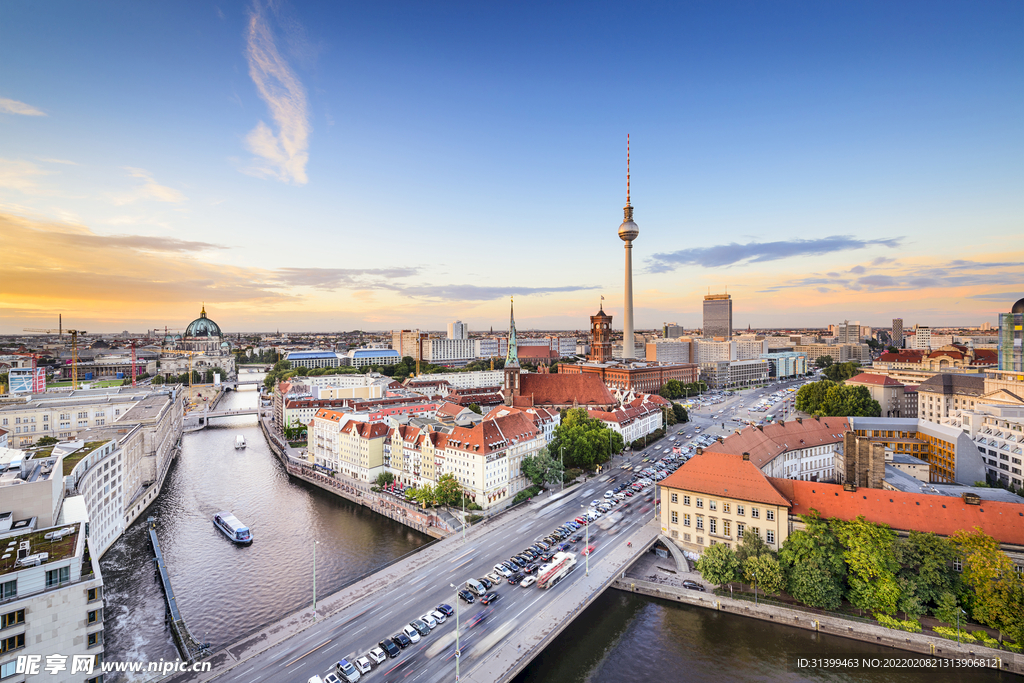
(520, 575), (537, 588)
(354, 657), (372, 674)
(402, 624), (421, 643)
(477, 576), (493, 589)
(430, 609), (447, 624)
(367, 647), (388, 664)
(391, 633), (412, 649)
(378, 639), (400, 658)
(436, 603), (454, 617)
(458, 589), (475, 604)
(410, 619), (430, 636)
(486, 572), (504, 585)
(480, 591), (501, 605)
(682, 580), (706, 592)
(508, 572), (525, 585)
(493, 564), (513, 578)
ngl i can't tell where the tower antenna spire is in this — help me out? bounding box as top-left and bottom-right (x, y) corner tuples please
(626, 134), (630, 206)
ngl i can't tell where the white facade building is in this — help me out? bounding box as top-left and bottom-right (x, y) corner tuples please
(448, 320), (468, 340)
(422, 338), (476, 365)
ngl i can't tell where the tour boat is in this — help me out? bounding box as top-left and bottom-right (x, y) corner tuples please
(213, 511), (253, 545)
(234, 435), (246, 449)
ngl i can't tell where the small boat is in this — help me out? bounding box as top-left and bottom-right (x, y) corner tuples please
(213, 511), (253, 544)
(234, 435), (247, 449)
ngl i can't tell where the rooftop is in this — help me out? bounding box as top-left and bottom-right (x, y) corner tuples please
(704, 417), (850, 469)
(0, 522), (82, 578)
(660, 451), (792, 508)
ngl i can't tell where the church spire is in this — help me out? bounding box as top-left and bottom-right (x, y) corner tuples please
(505, 296), (519, 368)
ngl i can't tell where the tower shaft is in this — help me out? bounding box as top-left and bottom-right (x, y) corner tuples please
(623, 242), (634, 360)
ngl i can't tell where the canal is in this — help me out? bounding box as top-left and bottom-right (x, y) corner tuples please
(100, 378), (431, 680)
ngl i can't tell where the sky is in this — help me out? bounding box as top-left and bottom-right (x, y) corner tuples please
(2, 0), (1022, 334)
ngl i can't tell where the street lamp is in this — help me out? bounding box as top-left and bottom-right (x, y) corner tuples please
(312, 539), (320, 621)
(560, 446), (564, 492)
(581, 504), (589, 576)
(449, 583), (461, 681)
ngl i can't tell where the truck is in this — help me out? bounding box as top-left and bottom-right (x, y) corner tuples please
(537, 551), (576, 589)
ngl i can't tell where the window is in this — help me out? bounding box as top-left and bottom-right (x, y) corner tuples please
(683, 513), (691, 527)
(695, 498), (703, 508)
(737, 523), (745, 538)
(670, 530), (678, 539)
(46, 566), (70, 588)
(0, 633), (24, 654)
(0, 582), (14, 600)
(736, 505), (744, 516)
(87, 631), (102, 648)
(0, 610), (24, 630)
(695, 516), (704, 530)
(709, 518), (717, 534)
(683, 496), (691, 506)
(671, 511), (678, 524)
(723, 502), (731, 514)
(766, 530), (775, 544)
(670, 493), (678, 503)
(88, 609), (102, 625)
(751, 507), (760, 519)
(709, 500), (717, 511)
(723, 519), (731, 537)
(953, 558), (962, 572)
(766, 509), (775, 521)
(1, 661), (17, 679)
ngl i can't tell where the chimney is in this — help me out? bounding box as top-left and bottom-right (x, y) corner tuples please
(742, 452), (750, 461)
(696, 447), (703, 455)
(842, 482), (857, 492)
(717, 436), (724, 443)
(795, 417), (802, 424)
(778, 419), (785, 427)
(962, 492), (981, 506)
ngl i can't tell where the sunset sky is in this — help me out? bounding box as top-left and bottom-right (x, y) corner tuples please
(2, 1), (1022, 334)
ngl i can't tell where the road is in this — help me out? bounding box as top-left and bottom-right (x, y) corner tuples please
(199, 470), (662, 683)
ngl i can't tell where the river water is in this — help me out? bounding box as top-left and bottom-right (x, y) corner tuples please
(102, 377), (1006, 683)
(100, 378), (430, 678)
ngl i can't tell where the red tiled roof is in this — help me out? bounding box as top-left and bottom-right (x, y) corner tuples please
(660, 451), (792, 508)
(518, 373), (616, 407)
(340, 419), (390, 438)
(848, 373), (904, 387)
(704, 417), (850, 469)
(516, 346), (558, 360)
(878, 350), (925, 363)
(769, 479), (1024, 546)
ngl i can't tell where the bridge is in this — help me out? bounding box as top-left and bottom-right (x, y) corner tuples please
(168, 468), (683, 683)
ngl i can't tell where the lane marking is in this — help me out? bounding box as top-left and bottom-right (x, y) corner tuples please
(285, 639), (332, 667)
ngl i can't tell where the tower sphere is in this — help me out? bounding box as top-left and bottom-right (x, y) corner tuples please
(618, 218), (639, 242)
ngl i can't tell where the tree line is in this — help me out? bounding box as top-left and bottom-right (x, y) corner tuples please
(795, 379), (881, 417)
(695, 512), (1023, 647)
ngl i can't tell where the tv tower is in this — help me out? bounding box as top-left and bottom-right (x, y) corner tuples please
(618, 134), (639, 360)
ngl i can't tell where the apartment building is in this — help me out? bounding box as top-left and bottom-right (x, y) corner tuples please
(848, 416), (985, 485)
(284, 351), (346, 369)
(422, 338), (476, 366)
(310, 410), (389, 482)
(958, 404), (1024, 491)
(646, 340), (691, 364)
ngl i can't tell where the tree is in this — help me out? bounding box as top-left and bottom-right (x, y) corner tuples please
(660, 379), (684, 399)
(521, 448), (565, 487)
(886, 345), (899, 353)
(834, 516), (901, 615)
(744, 554), (785, 596)
(672, 404), (688, 423)
(467, 403), (482, 415)
(34, 436), (59, 447)
(894, 531), (960, 611)
(435, 472), (462, 507)
(375, 471), (395, 488)
(933, 591), (962, 627)
(822, 361), (861, 383)
(735, 529), (771, 564)
(664, 405), (677, 426)
(547, 408), (624, 470)
(779, 512), (847, 610)
(695, 542), (739, 586)
(272, 359), (291, 372)
(950, 527), (1024, 644)
(152, 375), (165, 385)
(795, 380), (881, 417)
(412, 484), (436, 508)
(815, 355), (834, 369)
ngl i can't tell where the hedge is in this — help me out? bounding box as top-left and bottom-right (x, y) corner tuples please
(875, 614), (922, 633)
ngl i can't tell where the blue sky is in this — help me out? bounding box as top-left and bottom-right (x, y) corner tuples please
(1, 0), (1021, 333)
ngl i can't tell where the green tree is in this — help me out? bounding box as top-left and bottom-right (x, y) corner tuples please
(815, 355), (834, 368)
(822, 361), (862, 383)
(950, 527), (1024, 644)
(660, 379), (683, 399)
(375, 471), (395, 488)
(435, 472), (462, 507)
(796, 380), (881, 417)
(272, 359), (291, 372)
(467, 403), (482, 415)
(695, 542), (740, 586)
(932, 591), (962, 627)
(547, 408), (623, 470)
(152, 375), (165, 385)
(412, 484), (436, 508)
(735, 529), (771, 564)
(779, 512), (847, 610)
(521, 448), (565, 487)
(34, 436), (59, 447)
(744, 554), (785, 596)
(664, 405), (677, 426)
(672, 404), (688, 423)
(894, 531), (960, 610)
(886, 345), (899, 353)
(834, 516), (901, 615)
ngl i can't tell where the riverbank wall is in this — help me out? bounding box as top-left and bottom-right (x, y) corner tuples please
(612, 578), (1023, 676)
(258, 417), (451, 539)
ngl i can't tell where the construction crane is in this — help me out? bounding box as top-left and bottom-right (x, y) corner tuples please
(23, 327), (87, 390)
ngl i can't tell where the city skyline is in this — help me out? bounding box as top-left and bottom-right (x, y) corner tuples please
(2, 1), (1023, 333)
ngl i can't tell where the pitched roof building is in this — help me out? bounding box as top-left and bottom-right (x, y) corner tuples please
(704, 416), (850, 481)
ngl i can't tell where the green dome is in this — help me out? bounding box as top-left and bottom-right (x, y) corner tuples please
(185, 306), (222, 338)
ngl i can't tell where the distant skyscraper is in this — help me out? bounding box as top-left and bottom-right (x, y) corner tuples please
(835, 320), (862, 344)
(702, 293), (732, 339)
(892, 318), (904, 348)
(663, 322), (684, 338)
(617, 135), (639, 359)
(998, 297), (1024, 371)
(448, 320), (468, 340)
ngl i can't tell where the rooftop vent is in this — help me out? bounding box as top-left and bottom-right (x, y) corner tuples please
(742, 452), (750, 461)
(843, 482), (857, 492)
(962, 492), (982, 505)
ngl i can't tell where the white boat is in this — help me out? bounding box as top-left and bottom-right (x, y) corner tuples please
(234, 435), (246, 449)
(213, 511), (252, 544)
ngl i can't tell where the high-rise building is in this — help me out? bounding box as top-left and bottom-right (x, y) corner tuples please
(618, 135), (639, 359)
(892, 318), (904, 348)
(447, 320), (468, 340)
(998, 297), (1024, 372)
(835, 320), (862, 344)
(663, 322), (684, 338)
(391, 330), (427, 360)
(910, 325), (932, 351)
(702, 293), (732, 339)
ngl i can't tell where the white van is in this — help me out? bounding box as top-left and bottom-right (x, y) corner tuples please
(466, 578), (486, 596)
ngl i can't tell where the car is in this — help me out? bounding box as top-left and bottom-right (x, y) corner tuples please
(367, 647), (387, 664)
(354, 657), (372, 674)
(335, 659), (360, 679)
(508, 571), (524, 584)
(572, 534), (583, 543)
(477, 576), (493, 589)
(378, 639), (400, 658)
(682, 579), (706, 592)
(523, 563), (538, 574)
(324, 674), (341, 683)
(391, 632), (412, 649)
(436, 603), (454, 617)
(458, 589), (475, 603)
(486, 572), (504, 584)
(604, 491), (614, 498)
(520, 575), (537, 587)
(480, 591), (501, 605)
(591, 499), (602, 506)
(410, 619), (430, 636)
(503, 561), (518, 572)
(430, 609), (447, 624)
(402, 624), (421, 643)
(493, 564), (512, 577)
(581, 545), (596, 556)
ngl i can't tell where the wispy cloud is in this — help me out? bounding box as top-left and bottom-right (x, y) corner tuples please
(110, 168), (187, 205)
(395, 284), (598, 301)
(274, 267), (420, 290)
(758, 258), (1024, 294)
(0, 97), (46, 116)
(37, 157), (78, 166)
(647, 235), (903, 273)
(0, 158), (50, 193)
(243, 1), (310, 185)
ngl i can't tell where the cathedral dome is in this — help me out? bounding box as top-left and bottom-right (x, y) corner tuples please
(1013, 297), (1024, 314)
(185, 306), (222, 338)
